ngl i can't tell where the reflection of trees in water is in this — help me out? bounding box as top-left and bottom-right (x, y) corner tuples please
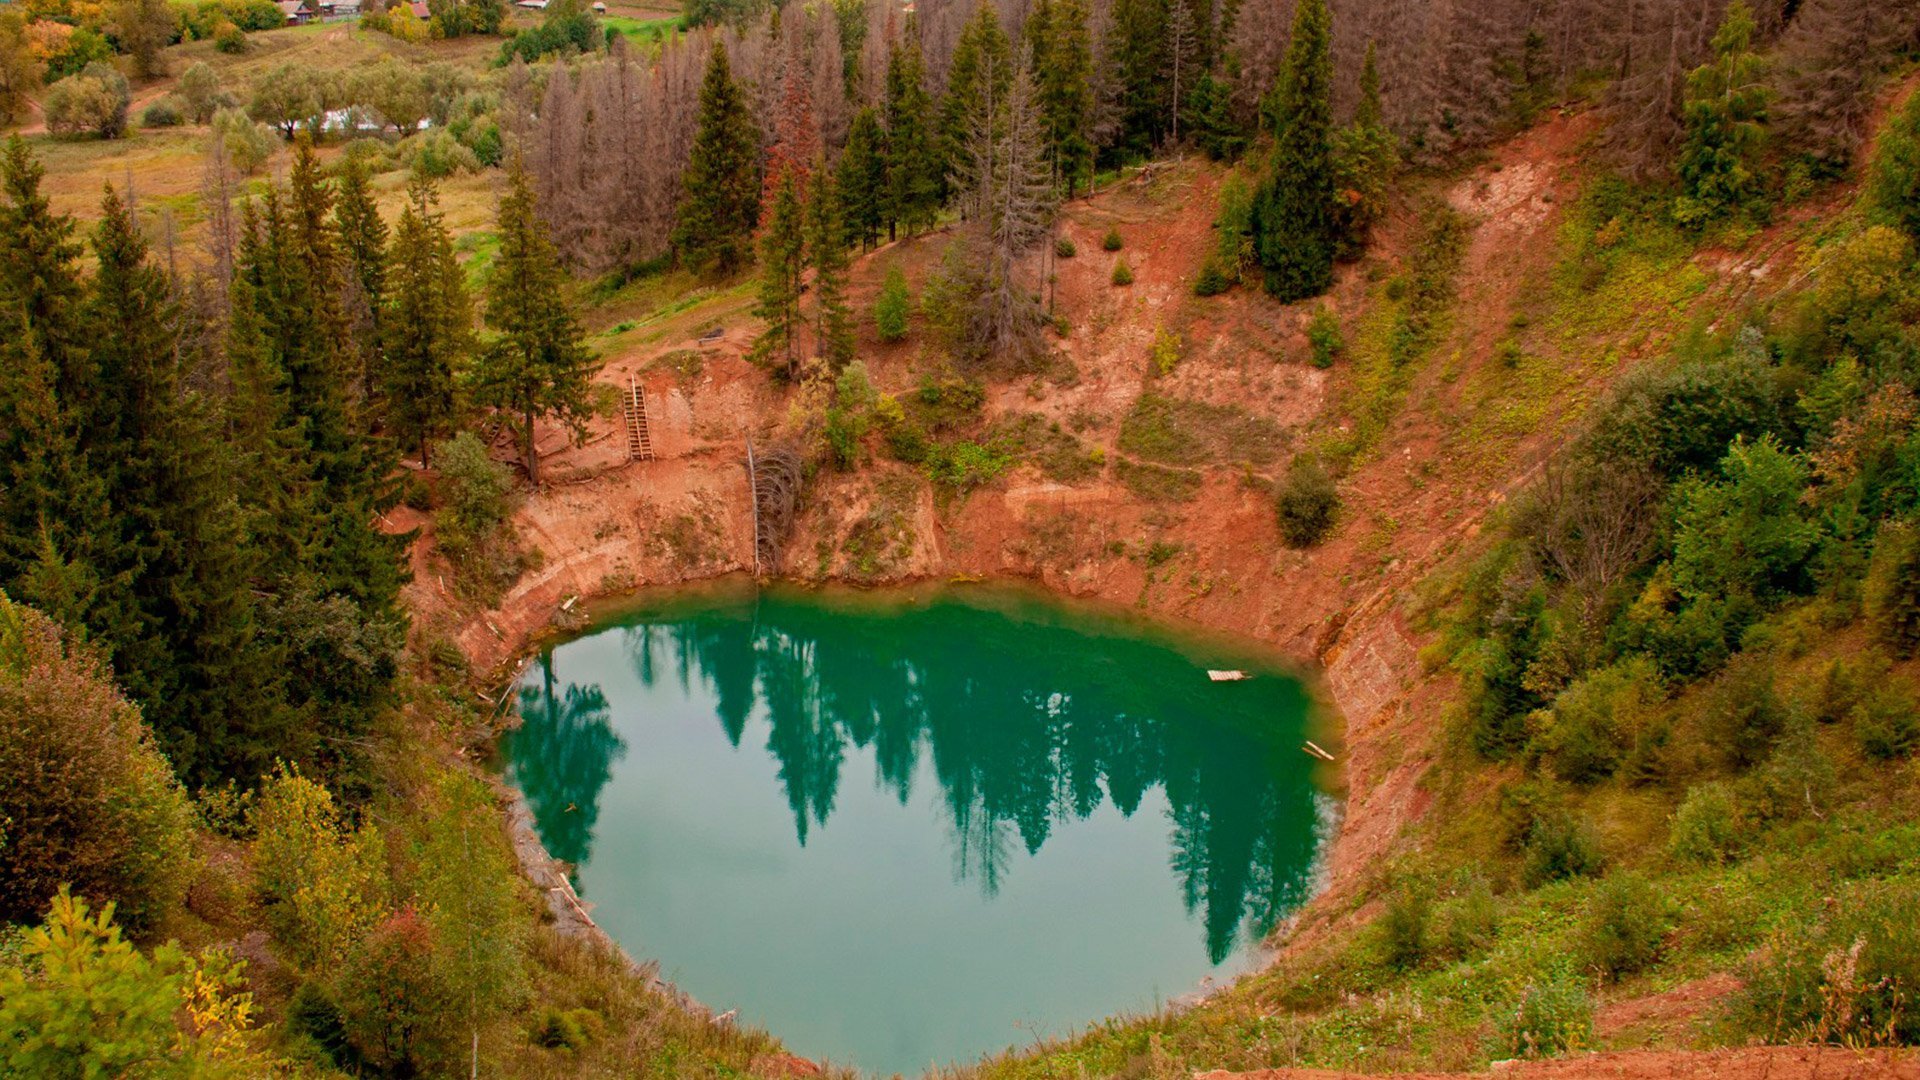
(507, 662), (625, 874)
(596, 597), (1324, 964)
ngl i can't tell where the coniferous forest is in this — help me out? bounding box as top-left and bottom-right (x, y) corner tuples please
(4, 0), (1920, 1074)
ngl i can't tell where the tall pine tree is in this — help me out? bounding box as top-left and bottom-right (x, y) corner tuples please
(1329, 42), (1397, 259)
(883, 33), (940, 238)
(674, 40), (762, 276)
(939, 6), (1013, 202)
(383, 174), (471, 468)
(749, 168), (806, 382)
(88, 185), (287, 784)
(475, 163), (596, 487)
(334, 156), (390, 409)
(1030, 0), (1094, 196)
(838, 107), (888, 249)
(1249, 0), (1335, 302)
(805, 159), (854, 370)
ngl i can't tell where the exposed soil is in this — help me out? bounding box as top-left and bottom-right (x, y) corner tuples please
(407, 103), (1862, 1077)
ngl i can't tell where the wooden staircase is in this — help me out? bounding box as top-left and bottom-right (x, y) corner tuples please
(623, 375), (654, 462)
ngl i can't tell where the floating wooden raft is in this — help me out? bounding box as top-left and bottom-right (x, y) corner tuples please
(1208, 669), (1251, 682)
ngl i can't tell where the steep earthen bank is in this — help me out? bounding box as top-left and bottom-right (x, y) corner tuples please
(409, 105), (1836, 1072)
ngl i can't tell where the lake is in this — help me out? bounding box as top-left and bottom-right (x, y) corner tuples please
(501, 581), (1330, 1077)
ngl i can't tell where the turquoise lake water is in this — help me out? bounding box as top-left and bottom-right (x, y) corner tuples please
(502, 582), (1329, 1076)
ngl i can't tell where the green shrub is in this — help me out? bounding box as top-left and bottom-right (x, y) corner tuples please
(875, 266), (912, 343)
(1853, 681), (1920, 760)
(214, 21), (248, 53)
(1580, 873), (1671, 981)
(925, 441), (1015, 491)
(1534, 659), (1663, 785)
(1378, 882), (1432, 970)
(1149, 325), (1182, 376)
(399, 130), (481, 179)
(1703, 653), (1788, 769)
(1522, 813), (1604, 887)
(529, 1005), (604, 1050)
(1669, 781), (1742, 865)
(1308, 304), (1343, 368)
(1054, 235), (1077, 258)
(1111, 259), (1134, 286)
(1276, 454), (1338, 548)
(1727, 880), (1920, 1045)
(1865, 519), (1920, 658)
(44, 63), (131, 140)
(0, 596), (197, 932)
(1102, 226), (1123, 251)
(1431, 876), (1500, 962)
(434, 432), (525, 600)
(1497, 975), (1593, 1058)
(140, 96), (185, 128)
(823, 362), (876, 470)
(1193, 258), (1231, 297)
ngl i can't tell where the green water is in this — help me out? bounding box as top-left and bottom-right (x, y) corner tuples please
(502, 582), (1328, 1077)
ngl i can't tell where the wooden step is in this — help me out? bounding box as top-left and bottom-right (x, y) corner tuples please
(622, 377), (654, 462)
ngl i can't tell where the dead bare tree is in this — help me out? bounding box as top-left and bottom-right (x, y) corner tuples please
(748, 439), (805, 575)
(1523, 459), (1664, 632)
(949, 55), (1055, 365)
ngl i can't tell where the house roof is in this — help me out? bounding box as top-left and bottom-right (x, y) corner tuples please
(409, 0), (429, 16)
(278, 0), (310, 13)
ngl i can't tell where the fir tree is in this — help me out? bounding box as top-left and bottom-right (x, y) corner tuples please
(1674, 0), (1768, 228)
(883, 34), (940, 238)
(805, 160), (855, 369)
(940, 5), (1013, 201)
(334, 156), (390, 409)
(1105, 0), (1167, 157)
(1249, 0), (1335, 302)
(87, 186), (285, 784)
(475, 163), (596, 487)
(1030, 0), (1094, 196)
(0, 137), (89, 422)
(0, 137), (117, 639)
(749, 168), (806, 381)
(383, 174), (472, 468)
(1329, 42), (1397, 259)
(674, 40), (761, 276)
(253, 139), (408, 624)
(838, 107), (888, 249)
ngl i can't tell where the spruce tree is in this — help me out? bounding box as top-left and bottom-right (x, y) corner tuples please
(749, 168), (806, 382)
(939, 5), (1012, 201)
(1104, 0), (1167, 156)
(383, 174), (471, 468)
(259, 139), (408, 623)
(0, 138), (117, 639)
(805, 160), (855, 370)
(674, 40), (762, 276)
(838, 107), (888, 249)
(883, 34), (940, 238)
(87, 186), (286, 784)
(1329, 42), (1397, 259)
(1249, 0), (1335, 302)
(1674, 0), (1768, 228)
(475, 163), (596, 487)
(1031, 0), (1094, 196)
(334, 156), (390, 409)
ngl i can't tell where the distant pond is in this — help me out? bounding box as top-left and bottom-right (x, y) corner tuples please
(500, 581), (1331, 1077)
